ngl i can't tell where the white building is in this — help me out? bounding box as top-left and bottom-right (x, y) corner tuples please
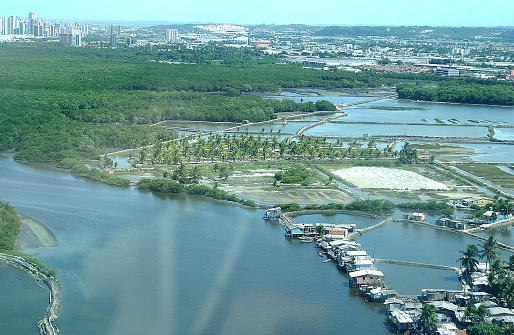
(166, 29), (178, 43)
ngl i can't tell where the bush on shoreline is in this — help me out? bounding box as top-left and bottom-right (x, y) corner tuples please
(397, 200), (453, 211)
(135, 180), (257, 207)
(277, 199), (395, 212)
(136, 178), (184, 193)
(67, 163), (131, 186)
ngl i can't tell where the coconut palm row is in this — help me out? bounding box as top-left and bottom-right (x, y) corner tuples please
(142, 134), (396, 164)
(458, 236), (500, 274)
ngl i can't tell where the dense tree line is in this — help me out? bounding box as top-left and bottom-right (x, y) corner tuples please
(274, 168), (311, 185)
(135, 179), (256, 207)
(1, 42), (510, 163)
(69, 164), (131, 186)
(144, 134), (396, 166)
(397, 200), (453, 211)
(277, 199), (395, 212)
(0, 42), (390, 162)
(0, 200), (21, 251)
(397, 83), (514, 106)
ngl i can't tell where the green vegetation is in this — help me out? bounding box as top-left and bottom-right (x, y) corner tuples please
(0, 199), (56, 277)
(136, 178), (184, 193)
(1, 42), (402, 163)
(274, 168), (311, 185)
(418, 303), (437, 335)
(489, 258), (514, 312)
(480, 236), (500, 270)
(457, 237), (500, 274)
(397, 82), (514, 106)
(276, 203), (302, 211)
(466, 323), (502, 335)
(397, 200), (453, 211)
(398, 142), (419, 164)
(6, 250), (57, 278)
(143, 134), (396, 166)
(185, 185), (256, 207)
(345, 199), (395, 211)
(305, 203), (346, 210)
(135, 179), (256, 207)
(0, 200), (21, 251)
(277, 199), (394, 212)
(69, 164), (131, 186)
(458, 164), (514, 190)
(458, 244), (479, 273)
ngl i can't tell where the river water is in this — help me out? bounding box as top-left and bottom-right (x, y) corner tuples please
(1, 156), (396, 335)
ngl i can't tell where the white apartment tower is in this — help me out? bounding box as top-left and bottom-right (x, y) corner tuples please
(165, 29), (178, 42)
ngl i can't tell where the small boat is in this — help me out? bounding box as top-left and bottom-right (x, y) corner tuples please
(318, 252), (324, 257)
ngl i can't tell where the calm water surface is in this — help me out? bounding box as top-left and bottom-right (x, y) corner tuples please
(348, 99), (513, 125)
(305, 123), (489, 138)
(0, 264), (48, 335)
(0, 156), (393, 335)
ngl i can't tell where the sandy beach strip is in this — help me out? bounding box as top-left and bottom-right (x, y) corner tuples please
(15, 214), (58, 251)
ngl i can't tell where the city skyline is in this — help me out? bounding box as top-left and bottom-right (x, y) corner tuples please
(2, 0), (514, 27)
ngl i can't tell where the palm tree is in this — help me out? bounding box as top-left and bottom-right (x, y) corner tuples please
(476, 304), (490, 323)
(315, 224), (326, 236)
(480, 236), (500, 270)
(503, 279), (514, 308)
(419, 303), (437, 334)
(458, 244), (479, 274)
(464, 304), (489, 324)
(465, 304), (479, 324)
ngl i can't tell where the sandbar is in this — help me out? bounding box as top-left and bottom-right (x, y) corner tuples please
(15, 214), (58, 251)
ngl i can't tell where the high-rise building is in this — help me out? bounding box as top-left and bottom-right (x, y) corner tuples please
(110, 34), (117, 47)
(59, 33), (73, 44)
(72, 30), (81, 46)
(80, 24), (88, 35)
(52, 23), (61, 36)
(7, 15), (16, 35)
(19, 21), (25, 35)
(33, 22), (43, 37)
(126, 37), (131, 46)
(28, 12), (34, 35)
(165, 29), (178, 42)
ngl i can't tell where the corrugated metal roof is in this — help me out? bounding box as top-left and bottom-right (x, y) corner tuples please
(349, 269), (384, 278)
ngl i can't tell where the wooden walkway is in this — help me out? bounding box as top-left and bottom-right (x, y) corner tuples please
(347, 218), (393, 239)
(374, 258), (462, 275)
(340, 94), (398, 107)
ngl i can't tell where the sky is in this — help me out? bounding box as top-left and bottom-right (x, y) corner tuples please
(3, 0), (514, 27)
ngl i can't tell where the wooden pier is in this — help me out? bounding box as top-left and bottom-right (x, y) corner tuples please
(374, 258), (462, 275)
(347, 218), (393, 240)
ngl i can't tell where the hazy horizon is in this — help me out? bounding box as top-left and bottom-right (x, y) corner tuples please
(3, 0), (514, 27)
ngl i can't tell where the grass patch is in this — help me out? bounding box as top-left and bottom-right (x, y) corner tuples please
(457, 164), (514, 189)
